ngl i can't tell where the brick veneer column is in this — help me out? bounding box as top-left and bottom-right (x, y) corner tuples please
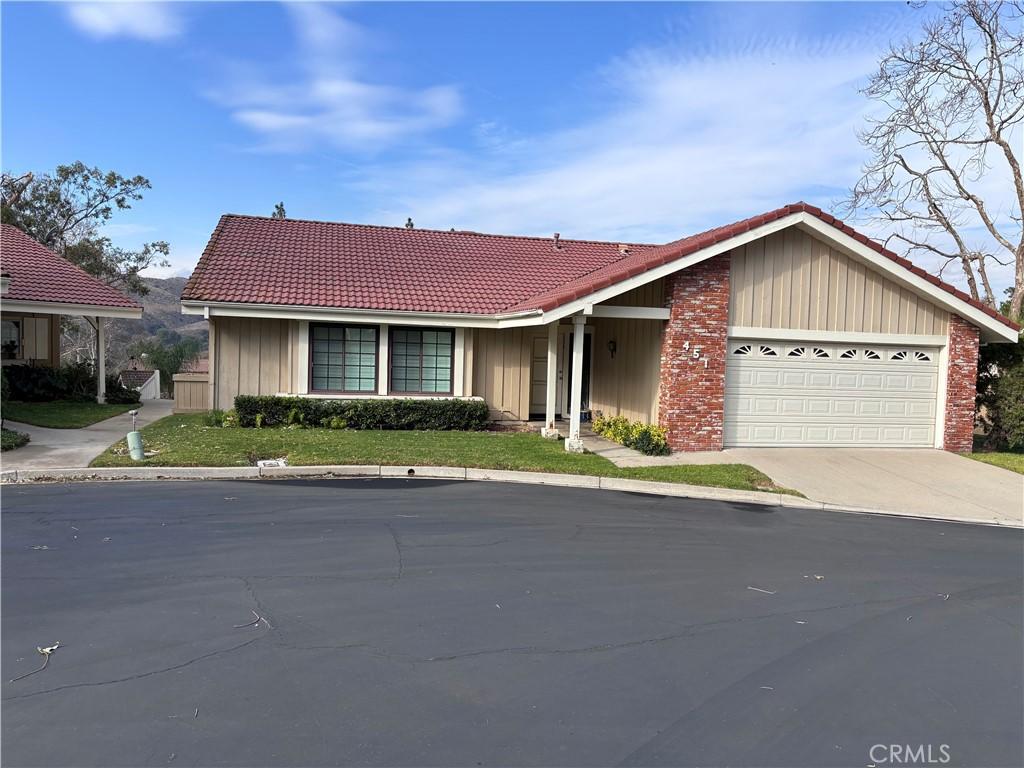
(658, 253), (730, 452)
(943, 313), (980, 453)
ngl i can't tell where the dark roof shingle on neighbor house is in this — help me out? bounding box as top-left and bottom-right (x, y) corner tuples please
(0, 224), (143, 310)
(182, 203), (1019, 331)
(119, 368), (156, 388)
(0, 222), (145, 309)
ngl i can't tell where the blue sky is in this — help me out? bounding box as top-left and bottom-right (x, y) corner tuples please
(8, 1), (1003, 291)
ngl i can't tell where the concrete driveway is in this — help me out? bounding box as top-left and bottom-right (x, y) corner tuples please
(606, 441), (1022, 526)
(3, 479), (1021, 767)
(1, 399), (173, 470)
(727, 448), (1022, 525)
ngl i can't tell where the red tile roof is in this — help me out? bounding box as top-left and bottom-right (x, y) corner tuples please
(1, 224), (142, 310)
(182, 204), (1019, 332)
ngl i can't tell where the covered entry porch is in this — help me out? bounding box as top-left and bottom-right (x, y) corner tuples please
(468, 281), (667, 450)
(536, 307), (666, 451)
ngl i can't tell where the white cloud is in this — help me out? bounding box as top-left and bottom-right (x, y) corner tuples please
(354, 36), (880, 244)
(66, 2), (184, 41)
(344, 19), (1015, 297)
(213, 4), (461, 152)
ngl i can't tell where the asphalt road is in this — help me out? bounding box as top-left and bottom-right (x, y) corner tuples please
(2, 479), (1021, 768)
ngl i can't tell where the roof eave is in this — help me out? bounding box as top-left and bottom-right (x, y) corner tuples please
(1, 299), (143, 319)
(181, 299), (543, 328)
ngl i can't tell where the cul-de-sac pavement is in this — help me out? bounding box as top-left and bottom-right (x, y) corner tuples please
(3, 479), (1021, 767)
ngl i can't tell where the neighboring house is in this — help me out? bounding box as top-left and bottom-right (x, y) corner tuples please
(1, 224), (143, 402)
(180, 203), (1019, 453)
(119, 358), (161, 401)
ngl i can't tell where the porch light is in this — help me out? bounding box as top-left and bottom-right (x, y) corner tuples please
(607, 339), (617, 359)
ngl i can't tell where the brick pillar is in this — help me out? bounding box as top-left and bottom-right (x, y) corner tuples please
(658, 253), (730, 452)
(943, 314), (980, 453)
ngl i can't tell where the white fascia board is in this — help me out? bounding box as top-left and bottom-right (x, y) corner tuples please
(727, 326), (948, 347)
(794, 214), (1018, 343)
(537, 213), (804, 325)
(1, 299), (142, 319)
(182, 300), (541, 328)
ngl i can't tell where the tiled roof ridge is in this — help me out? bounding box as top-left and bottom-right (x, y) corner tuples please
(213, 212), (659, 249)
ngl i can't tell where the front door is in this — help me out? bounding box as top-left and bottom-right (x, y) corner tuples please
(528, 336), (548, 419)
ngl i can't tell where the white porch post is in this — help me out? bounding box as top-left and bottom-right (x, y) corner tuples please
(541, 322), (559, 439)
(95, 316), (106, 404)
(565, 315), (586, 452)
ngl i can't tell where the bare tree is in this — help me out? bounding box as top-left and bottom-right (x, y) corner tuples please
(842, 0), (1023, 318)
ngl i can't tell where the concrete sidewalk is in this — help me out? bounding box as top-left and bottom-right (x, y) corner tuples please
(1, 399), (173, 470)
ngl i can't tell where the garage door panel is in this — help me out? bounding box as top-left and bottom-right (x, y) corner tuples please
(724, 340), (940, 447)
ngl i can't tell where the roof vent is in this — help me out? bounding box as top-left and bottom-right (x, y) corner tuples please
(405, 217), (414, 229)
(553, 233), (561, 250)
(618, 244), (630, 255)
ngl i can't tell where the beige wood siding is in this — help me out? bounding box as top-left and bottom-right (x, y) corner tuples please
(173, 373), (209, 412)
(590, 317), (662, 423)
(213, 317), (296, 409)
(470, 327), (545, 420)
(602, 278), (665, 308)
(729, 228), (948, 335)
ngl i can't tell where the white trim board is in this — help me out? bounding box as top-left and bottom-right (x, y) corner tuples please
(2, 300), (142, 320)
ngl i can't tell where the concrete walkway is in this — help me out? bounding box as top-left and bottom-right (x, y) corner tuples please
(1, 399), (173, 470)
(601, 440), (1023, 527)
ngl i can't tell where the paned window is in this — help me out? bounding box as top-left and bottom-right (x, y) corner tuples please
(310, 324), (378, 393)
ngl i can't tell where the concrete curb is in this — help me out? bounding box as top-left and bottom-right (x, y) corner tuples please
(1, 464), (1019, 528)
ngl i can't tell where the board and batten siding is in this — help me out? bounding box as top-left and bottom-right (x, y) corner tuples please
(470, 327), (544, 420)
(212, 316), (296, 410)
(590, 317), (662, 423)
(601, 278), (665, 308)
(729, 228), (949, 335)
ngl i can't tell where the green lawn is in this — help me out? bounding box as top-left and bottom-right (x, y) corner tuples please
(91, 413), (800, 495)
(3, 400), (138, 429)
(965, 451), (1024, 475)
(1, 427), (30, 451)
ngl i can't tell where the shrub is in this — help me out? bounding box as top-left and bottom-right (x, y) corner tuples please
(4, 365), (64, 401)
(104, 375), (141, 405)
(1, 427), (30, 452)
(977, 332), (1024, 450)
(593, 414), (670, 456)
(990, 363), (1024, 450)
(2, 363), (139, 404)
(233, 395), (490, 431)
(202, 409), (227, 427)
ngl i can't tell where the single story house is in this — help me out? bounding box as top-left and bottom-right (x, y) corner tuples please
(180, 202), (1019, 453)
(119, 358), (161, 401)
(1, 223), (143, 402)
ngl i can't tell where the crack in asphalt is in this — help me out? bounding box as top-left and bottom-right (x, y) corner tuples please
(2, 637), (262, 702)
(384, 523), (404, 581)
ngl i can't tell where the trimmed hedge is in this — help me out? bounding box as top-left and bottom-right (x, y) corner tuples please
(234, 395), (490, 431)
(592, 414), (670, 456)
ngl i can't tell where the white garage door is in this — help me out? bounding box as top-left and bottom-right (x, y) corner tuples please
(724, 340), (940, 447)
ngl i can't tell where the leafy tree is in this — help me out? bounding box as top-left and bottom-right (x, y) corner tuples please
(272, 202), (287, 219)
(1, 162), (170, 295)
(842, 1), (1023, 316)
(127, 338), (202, 397)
